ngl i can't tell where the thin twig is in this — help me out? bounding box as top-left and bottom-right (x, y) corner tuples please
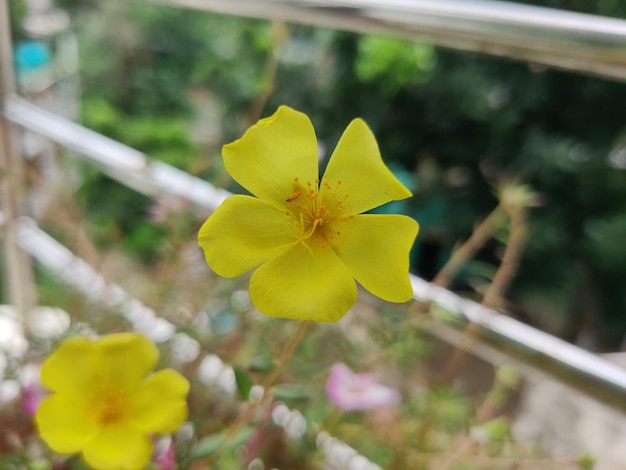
(245, 21), (289, 127)
(481, 204), (528, 310)
(432, 205), (506, 288)
(437, 189), (528, 382)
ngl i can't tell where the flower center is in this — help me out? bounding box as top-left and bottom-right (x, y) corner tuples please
(284, 177), (352, 248)
(91, 391), (129, 426)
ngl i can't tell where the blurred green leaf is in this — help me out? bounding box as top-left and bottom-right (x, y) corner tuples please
(233, 366), (254, 399)
(249, 354), (278, 372)
(271, 384), (309, 401)
(193, 433), (224, 459)
(356, 35), (435, 93)
(577, 453), (596, 470)
(481, 417), (510, 441)
(192, 427), (255, 460)
(27, 459), (52, 470)
(495, 364), (522, 389)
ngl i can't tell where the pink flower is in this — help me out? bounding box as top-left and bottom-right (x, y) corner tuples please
(21, 383), (45, 416)
(153, 438), (176, 470)
(325, 363), (400, 412)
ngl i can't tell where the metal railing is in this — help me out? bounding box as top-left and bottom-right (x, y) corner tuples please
(152, 0), (626, 81)
(3, 0), (626, 412)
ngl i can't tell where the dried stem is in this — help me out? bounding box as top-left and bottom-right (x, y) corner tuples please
(436, 189), (529, 382)
(245, 21), (288, 127)
(432, 205), (506, 288)
(481, 203), (528, 310)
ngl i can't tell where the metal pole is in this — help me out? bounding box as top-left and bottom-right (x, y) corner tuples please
(150, 0), (626, 81)
(0, 0), (36, 316)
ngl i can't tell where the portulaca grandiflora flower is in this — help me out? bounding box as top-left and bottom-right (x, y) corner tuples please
(35, 333), (189, 470)
(326, 363), (400, 411)
(199, 106), (418, 321)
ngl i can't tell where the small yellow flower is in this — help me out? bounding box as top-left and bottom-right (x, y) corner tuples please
(35, 333), (189, 470)
(199, 106), (418, 322)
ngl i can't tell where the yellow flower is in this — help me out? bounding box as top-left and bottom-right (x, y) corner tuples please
(198, 106), (418, 322)
(35, 333), (189, 470)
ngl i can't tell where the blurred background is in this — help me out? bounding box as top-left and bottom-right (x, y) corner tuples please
(4, 0), (626, 467)
(9, 0), (626, 350)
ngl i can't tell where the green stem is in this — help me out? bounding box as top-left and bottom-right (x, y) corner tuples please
(223, 321), (311, 439)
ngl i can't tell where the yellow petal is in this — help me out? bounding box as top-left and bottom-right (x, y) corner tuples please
(36, 393), (98, 454)
(198, 195), (295, 277)
(41, 333), (159, 395)
(329, 214), (418, 302)
(83, 423), (153, 470)
(321, 119), (412, 215)
(95, 333), (159, 390)
(249, 242), (357, 321)
(223, 106), (319, 208)
(130, 369), (189, 433)
(40, 336), (99, 393)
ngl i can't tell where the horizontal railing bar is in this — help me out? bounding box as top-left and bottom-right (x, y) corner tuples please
(411, 278), (626, 412)
(5, 96), (626, 411)
(148, 0), (626, 81)
(4, 96), (229, 212)
(14, 216), (176, 342)
(5, 94), (146, 173)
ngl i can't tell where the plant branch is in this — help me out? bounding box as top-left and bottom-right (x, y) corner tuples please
(432, 205), (506, 288)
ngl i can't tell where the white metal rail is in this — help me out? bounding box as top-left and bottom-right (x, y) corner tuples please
(151, 0), (626, 81)
(3, 97), (230, 213)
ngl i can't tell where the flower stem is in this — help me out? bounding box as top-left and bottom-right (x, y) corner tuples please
(262, 320), (311, 391)
(222, 321), (311, 440)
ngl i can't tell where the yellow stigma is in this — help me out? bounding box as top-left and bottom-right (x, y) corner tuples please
(285, 177), (352, 248)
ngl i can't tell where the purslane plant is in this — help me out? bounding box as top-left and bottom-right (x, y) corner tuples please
(33, 107), (419, 469)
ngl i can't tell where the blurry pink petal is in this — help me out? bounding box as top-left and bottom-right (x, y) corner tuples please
(325, 363), (400, 412)
(21, 383), (45, 416)
(153, 438), (176, 470)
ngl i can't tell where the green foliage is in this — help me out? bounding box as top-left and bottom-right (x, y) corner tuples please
(249, 354), (278, 372)
(192, 427), (255, 460)
(515, 0), (626, 17)
(271, 384), (309, 401)
(233, 366), (253, 400)
(8, 0), (27, 39)
(123, 221), (168, 263)
(356, 36), (435, 94)
(475, 416), (511, 441)
(82, 97), (194, 167)
(72, 166), (163, 262)
(413, 387), (471, 434)
(577, 452), (597, 470)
